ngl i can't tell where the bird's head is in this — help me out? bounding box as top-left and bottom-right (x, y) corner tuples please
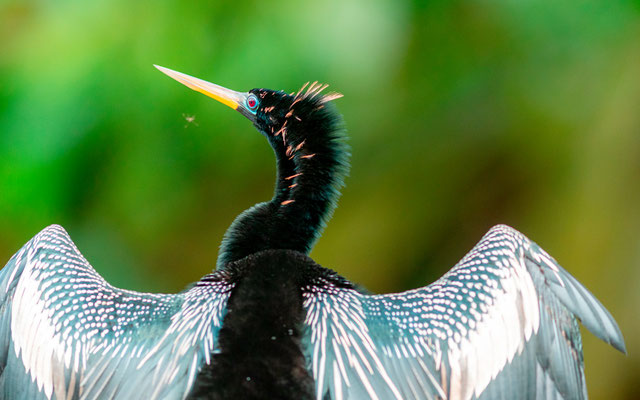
(154, 65), (344, 158)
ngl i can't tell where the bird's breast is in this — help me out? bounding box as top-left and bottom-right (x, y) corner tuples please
(188, 250), (319, 400)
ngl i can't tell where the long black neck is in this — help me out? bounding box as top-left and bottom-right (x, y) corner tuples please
(216, 95), (348, 270)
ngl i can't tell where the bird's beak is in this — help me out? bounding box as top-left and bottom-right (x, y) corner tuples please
(154, 65), (255, 122)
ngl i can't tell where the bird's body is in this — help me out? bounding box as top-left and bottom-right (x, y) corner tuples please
(0, 66), (625, 400)
(190, 250), (336, 400)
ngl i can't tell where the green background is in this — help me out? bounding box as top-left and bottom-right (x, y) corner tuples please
(1, 0), (637, 397)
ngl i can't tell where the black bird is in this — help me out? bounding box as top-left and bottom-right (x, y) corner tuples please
(0, 65), (625, 400)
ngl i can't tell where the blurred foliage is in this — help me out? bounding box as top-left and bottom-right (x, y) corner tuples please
(1, 0), (638, 397)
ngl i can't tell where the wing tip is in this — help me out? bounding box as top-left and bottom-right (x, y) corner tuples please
(518, 229), (626, 356)
(606, 326), (627, 355)
(559, 267), (627, 355)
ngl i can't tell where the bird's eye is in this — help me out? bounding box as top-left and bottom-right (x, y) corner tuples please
(246, 94), (259, 113)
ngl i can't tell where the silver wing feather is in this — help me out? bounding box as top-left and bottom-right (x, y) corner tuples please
(302, 225), (625, 400)
(0, 225), (232, 400)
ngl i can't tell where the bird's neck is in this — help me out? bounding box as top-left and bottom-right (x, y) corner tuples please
(216, 109), (348, 270)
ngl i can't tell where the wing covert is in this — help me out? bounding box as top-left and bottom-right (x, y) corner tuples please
(0, 225), (232, 400)
(302, 225), (625, 400)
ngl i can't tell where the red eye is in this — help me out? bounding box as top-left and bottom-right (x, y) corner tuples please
(246, 94), (259, 112)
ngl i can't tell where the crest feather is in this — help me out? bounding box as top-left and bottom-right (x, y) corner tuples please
(295, 82), (343, 104)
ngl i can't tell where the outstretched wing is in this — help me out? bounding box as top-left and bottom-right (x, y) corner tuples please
(302, 225), (625, 400)
(0, 225), (232, 400)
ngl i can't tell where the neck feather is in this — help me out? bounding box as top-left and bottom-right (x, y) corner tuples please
(216, 101), (348, 269)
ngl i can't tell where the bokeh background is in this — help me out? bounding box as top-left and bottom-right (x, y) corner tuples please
(1, 0), (638, 397)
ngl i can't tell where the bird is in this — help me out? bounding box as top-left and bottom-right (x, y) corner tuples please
(0, 65), (626, 400)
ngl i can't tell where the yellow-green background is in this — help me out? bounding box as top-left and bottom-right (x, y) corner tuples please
(1, 0), (637, 397)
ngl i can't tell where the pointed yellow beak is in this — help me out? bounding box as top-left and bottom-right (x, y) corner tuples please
(154, 65), (246, 111)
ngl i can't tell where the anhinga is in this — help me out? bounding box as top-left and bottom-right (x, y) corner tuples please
(0, 65), (625, 400)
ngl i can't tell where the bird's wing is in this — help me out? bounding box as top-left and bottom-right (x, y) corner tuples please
(302, 224), (625, 400)
(0, 225), (232, 400)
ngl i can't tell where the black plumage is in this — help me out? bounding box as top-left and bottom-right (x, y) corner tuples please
(190, 250), (350, 400)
